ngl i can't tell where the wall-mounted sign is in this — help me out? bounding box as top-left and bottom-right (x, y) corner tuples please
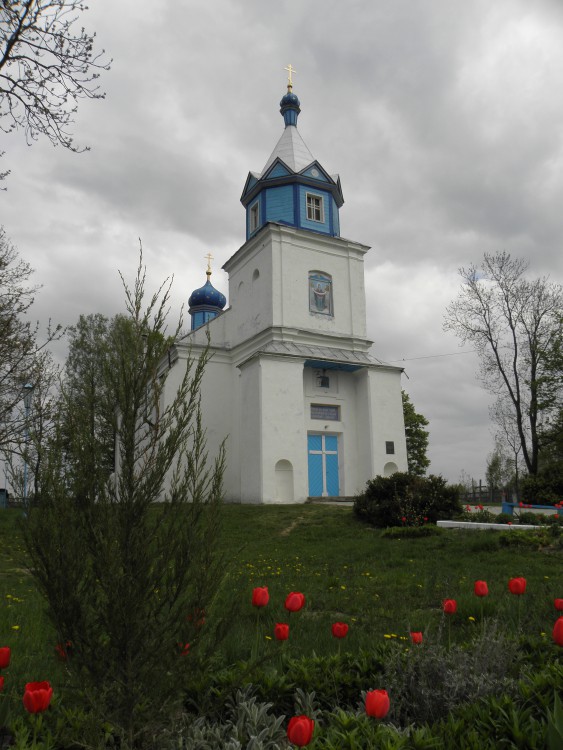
(311, 404), (340, 421)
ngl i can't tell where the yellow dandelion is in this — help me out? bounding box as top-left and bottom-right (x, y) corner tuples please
(340, 585), (346, 590)
(384, 634), (392, 639)
(265, 635), (272, 640)
(468, 616), (476, 622)
(11, 625), (20, 631)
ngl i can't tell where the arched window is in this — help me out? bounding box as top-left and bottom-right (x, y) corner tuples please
(308, 271), (333, 316)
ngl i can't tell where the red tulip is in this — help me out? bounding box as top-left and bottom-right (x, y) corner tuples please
(252, 586), (269, 608)
(442, 599), (457, 615)
(187, 608), (206, 629)
(365, 689), (390, 719)
(474, 580), (489, 597)
(553, 617), (563, 647)
(54, 640), (72, 662)
(555, 599), (563, 612)
(179, 642), (190, 656)
(285, 592), (305, 613)
(23, 681), (53, 714)
(410, 631), (423, 644)
(331, 622), (349, 639)
(0, 648), (10, 669)
(0, 676), (4, 692)
(287, 715), (314, 746)
(508, 577), (527, 596)
(274, 623), (289, 641)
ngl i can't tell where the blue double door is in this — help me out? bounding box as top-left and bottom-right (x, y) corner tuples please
(307, 433), (340, 497)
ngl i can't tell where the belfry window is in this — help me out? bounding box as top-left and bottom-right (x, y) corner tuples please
(250, 202), (260, 233)
(306, 193), (324, 222)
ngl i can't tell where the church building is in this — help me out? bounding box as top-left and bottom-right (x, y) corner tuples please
(162, 73), (407, 503)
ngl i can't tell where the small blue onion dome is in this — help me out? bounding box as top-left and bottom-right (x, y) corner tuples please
(188, 274), (226, 310)
(280, 89), (301, 127)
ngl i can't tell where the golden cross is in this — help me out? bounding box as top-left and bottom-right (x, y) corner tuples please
(284, 63), (296, 89)
(205, 252), (214, 274)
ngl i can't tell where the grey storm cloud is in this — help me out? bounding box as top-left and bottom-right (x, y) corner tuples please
(2, 0), (562, 483)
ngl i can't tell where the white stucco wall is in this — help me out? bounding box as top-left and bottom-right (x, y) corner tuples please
(159, 218), (408, 505)
(224, 224), (369, 349)
(258, 356), (308, 503)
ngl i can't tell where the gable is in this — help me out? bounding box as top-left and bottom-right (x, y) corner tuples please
(300, 161), (333, 184)
(263, 160), (293, 180)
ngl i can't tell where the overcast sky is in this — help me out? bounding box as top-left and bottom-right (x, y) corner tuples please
(2, 0), (563, 484)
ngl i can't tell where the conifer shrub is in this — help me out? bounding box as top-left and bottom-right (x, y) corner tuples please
(23, 254), (226, 749)
(354, 472), (461, 528)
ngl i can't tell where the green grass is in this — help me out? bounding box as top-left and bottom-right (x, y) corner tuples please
(0, 503), (562, 741)
(212, 504), (563, 661)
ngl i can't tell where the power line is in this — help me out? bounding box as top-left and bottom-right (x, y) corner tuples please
(389, 349), (477, 363)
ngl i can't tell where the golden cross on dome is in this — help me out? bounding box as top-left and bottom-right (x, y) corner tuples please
(284, 63), (296, 90)
(205, 252), (214, 276)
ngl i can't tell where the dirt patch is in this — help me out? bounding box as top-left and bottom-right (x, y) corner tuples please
(280, 516), (305, 536)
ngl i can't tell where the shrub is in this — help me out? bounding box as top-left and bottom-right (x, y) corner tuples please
(518, 511), (544, 525)
(458, 508), (497, 523)
(381, 620), (520, 727)
(520, 464), (563, 505)
(354, 472), (461, 528)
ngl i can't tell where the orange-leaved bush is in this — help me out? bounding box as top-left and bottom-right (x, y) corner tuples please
(287, 715), (314, 746)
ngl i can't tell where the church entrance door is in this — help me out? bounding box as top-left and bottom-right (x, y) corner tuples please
(307, 433), (339, 497)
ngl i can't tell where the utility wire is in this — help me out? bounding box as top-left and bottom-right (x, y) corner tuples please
(389, 349), (477, 363)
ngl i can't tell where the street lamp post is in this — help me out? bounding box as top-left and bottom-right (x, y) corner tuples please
(22, 383), (33, 510)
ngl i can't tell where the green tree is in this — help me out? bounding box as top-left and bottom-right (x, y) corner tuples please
(60, 313), (151, 504)
(485, 442), (513, 501)
(444, 252), (562, 476)
(24, 254), (226, 748)
(402, 390), (430, 476)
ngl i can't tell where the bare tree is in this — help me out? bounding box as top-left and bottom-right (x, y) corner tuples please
(0, 226), (62, 459)
(0, 0), (110, 152)
(444, 252), (562, 476)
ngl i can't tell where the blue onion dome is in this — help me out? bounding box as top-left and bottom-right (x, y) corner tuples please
(188, 272), (226, 310)
(280, 87), (301, 127)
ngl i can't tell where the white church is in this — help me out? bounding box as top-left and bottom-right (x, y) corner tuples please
(162, 74), (407, 504)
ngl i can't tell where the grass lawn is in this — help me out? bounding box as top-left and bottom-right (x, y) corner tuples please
(0, 503), (561, 746)
(1, 504), (562, 664)
(216, 504), (562, 660)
